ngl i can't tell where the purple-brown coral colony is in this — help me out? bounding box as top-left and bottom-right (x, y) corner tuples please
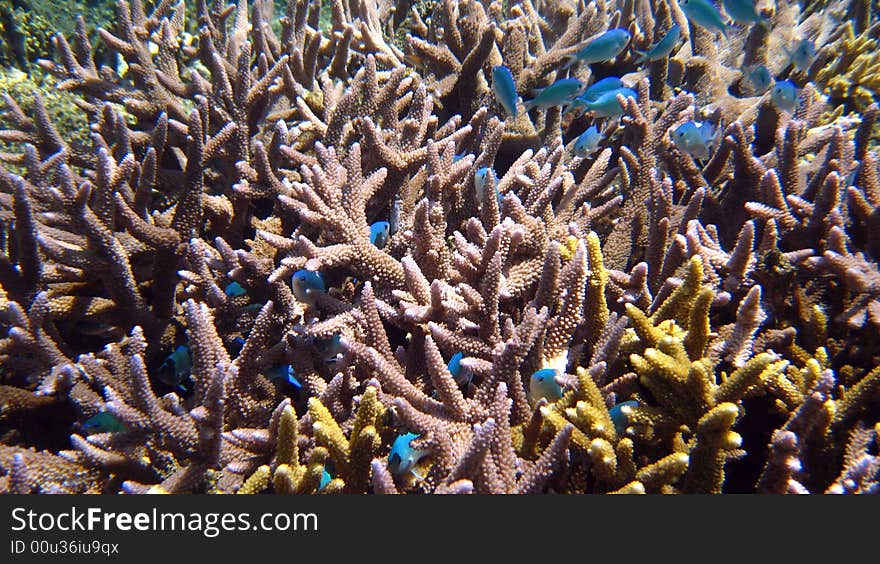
(1, 0), (880, 495)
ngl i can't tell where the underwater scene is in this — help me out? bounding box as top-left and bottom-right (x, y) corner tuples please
(0, 0), (878, 494)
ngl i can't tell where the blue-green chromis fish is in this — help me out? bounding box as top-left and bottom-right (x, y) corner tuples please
(224, 281), (247, 297)
(573, 125), (603, 158)
(157, 345), (192, 387)
(370, 221), (390, 249)
(529, 368), (563, 405)
(318, 467), (332, 490)
(263, 364), (302, 390)
(746, 64), (772, 93)
(785, 39), (816, 71)
(316, 333), (344, 364)
(722, 0), (769, 27)
(492, 65), (518, 117)
(582, 77), (626, 100)
(82, 412), (127, 435)
(523, 78), (585, 111)
(447, 352), (474, 387)
(671, 121), (718, 160)
(634, 25), (681, 63)
(563, 28), (631, 68)
(575, 87), (637, 117)
(291, 269), (326, 305)
(609, 400), (639, 436)
(389, 199), (400, 236)
(475, 167), (501, 206)
(228, 336), (246, 356)
(770, 80), (799, 112)
(680, 0), (734, 38)
(388, 432), (430, 478)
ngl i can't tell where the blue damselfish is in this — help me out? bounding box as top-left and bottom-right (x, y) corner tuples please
(722, 0), (769, 27)
(370, 221), (390, 249)
(224, 281), (246, 297)
(634, 25), (681, 63)
(609, 400), (640, 436)
(82, 412), (127, 435)
(572, 87), (637, 117)
(492, 65), (519, 117)
(680, 0), (734, 38)
(563, 28), (631, 68)
(573, 125), (604, 158)
(524, 78), (585, 111)
(291, 269), (326, 305)
(157, 345), (192, 387)
(529, 368), (563, 405)
(770, 80), (799, 112)
(671, 121), (718, 160)
(388, 432), (430, 479)
(447, 352), (474, 387)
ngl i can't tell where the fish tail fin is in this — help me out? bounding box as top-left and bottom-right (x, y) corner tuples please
(633, 49), (647, 64)
(523, 99), (537, 112)
(561, 54), (577, 70)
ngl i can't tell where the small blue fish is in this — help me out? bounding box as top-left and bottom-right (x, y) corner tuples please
(770, 80), (799, 112)
(291, 269), (326, 305)
(574, 87), (637, 117)
(671, 121), (718, 160)
(228, 336), (246, 356)
(582, 77), (626, 101)
(746, 64), (772, 93)
(452, 152), (467, 163)
(243, 303), (264, 313)
(608, 400), (639, 436)
(157, 345), (192, 387)
(82, 412), (127, 435)
(447, 352), (474, 387)
(370, 221), (390, 249)
(529, 368), (563, 405)
(224, 281), (247, 297)
(316, 333), (344, 364)
(474, 167), (501, 206)
(263, 364), (302, 389)
(388, 432), (430, 479)
(634, 25), (681, 63)
(523, 78), (585, 112)
(680, 0), (734, 39)
(785, 39), (816, 71)
(563, 28), (631, 68)
(75, 321), (120, 338)
(492, 65), (519, 118)
(318, 467), (332, 491)
(722, 0), (769, 27)
(573, 125), (603, 158)
(389, 200), (400, 236)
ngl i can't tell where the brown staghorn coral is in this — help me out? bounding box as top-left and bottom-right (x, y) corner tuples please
(0, 0), (878, 494)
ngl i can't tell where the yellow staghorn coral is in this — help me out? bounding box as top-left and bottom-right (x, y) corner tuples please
(814, 22), (880, 113)
(584, 231), (610, 353)
(681, 403), (743, 494)
(650, 256), (705, 329)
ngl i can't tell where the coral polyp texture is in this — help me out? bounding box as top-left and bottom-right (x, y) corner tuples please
(0, 0), (878, 494)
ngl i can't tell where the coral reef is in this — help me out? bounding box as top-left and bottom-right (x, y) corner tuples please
(0, 0), (878, 494)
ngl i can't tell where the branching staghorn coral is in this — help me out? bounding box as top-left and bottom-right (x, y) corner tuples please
(1, 0), (879, 494)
